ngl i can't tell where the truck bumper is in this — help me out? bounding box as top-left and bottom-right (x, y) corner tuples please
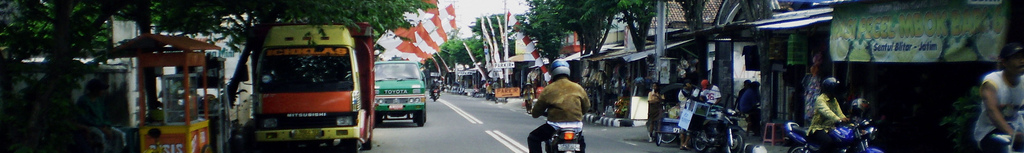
(375, 103), (426, 112)
(255, 126), (362, 142)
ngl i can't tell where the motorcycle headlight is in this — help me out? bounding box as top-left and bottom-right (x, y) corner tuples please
(865, 127), (877, 140)
(336, 116), (354, 126)
(262, 118), (278, 128)
(261, 75), (273, 83)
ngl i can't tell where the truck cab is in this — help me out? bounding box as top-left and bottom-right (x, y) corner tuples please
(250, 24), (376, 152)
(373, 60), (427, 126)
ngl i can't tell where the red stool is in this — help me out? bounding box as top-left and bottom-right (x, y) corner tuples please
(762, 123), (784, 146)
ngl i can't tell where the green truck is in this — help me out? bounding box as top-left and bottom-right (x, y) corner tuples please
(373, 60), (427, 126)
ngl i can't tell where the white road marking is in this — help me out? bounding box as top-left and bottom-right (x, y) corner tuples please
(438, 99), (483, 124)
(485, 130), (529, 153)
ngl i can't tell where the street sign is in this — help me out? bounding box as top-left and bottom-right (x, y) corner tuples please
(495, 62), (514, 69)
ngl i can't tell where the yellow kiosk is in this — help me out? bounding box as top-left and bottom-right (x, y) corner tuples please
(115, 34), (220, 153)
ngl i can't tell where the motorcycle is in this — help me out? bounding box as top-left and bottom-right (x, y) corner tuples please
(546, 124), (585, 153)
(784, 119), (884, 153)
(430, 88), (440, 102)
(692, 105), (746, 153)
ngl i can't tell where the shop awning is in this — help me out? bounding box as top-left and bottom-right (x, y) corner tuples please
(584, 49), (631, 61)
(747, 7), (832, 26)
(112, 34), (221, 57)
(620, 41), (688, 62)
(621, 50), (655, 62)
(757, 16), (832, 29)
(558, 52), (582, 61)
(509, 54), (530, 62)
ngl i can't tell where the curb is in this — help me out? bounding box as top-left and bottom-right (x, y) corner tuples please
(584, 114), (645, 127)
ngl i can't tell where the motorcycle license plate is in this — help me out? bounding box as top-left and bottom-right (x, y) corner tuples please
(294, 129), (318, 139)
(557, 143), (581, 151)
(389, 105), (404, 110)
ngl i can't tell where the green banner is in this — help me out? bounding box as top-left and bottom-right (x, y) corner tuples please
(830, 0), (1009, 62)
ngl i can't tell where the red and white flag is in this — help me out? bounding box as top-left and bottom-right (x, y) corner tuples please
(376, 0), (456, 62)
(506, 12), (518, 27)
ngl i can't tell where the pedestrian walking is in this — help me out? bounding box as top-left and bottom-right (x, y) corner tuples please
(647, 84), (664, 142)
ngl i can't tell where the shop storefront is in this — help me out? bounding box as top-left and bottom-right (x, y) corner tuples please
(799, 0), (1011, 152)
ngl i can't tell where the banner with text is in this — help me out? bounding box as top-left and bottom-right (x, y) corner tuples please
(830, 0), (1008, 62)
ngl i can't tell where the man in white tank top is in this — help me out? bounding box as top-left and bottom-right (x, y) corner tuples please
(976, 42), (1024, 153)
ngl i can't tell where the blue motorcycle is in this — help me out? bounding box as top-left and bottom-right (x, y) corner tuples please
(784, 119), (883, 153)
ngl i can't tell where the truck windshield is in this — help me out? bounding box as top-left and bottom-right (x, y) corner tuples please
(258, 47), (354, 93)
(374, 63), (422, 81)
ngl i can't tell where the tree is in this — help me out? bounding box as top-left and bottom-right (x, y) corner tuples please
(140, 0), (433, 107)
(618, 0), (657, 50)
(438, 37), (485, 69)
(1, 0), (130, 152)
(524, 0), (618, 60)
(0, 0), (431, 152)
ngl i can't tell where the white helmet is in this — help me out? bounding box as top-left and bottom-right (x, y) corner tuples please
(550, 60), (570, 77)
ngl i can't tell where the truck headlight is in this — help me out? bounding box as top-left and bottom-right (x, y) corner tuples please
(262, 118), (278, 128)
(336, 116), (354, 126)
(409, 97), (421, 103)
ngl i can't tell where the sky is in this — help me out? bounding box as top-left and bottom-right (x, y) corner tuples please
(441, 0), (530, 38)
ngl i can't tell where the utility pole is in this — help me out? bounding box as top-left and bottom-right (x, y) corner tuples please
(655, 0), (666, 83)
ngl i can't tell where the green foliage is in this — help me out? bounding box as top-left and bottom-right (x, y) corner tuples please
(438, 38), (485, 67)
(940, 86), (981, 153)
(617, 0), (656, 50)
(522, 0), (569, 61)
(1, 0), (432, 152)
(145, 0), (432, 52)
(523, 0), (655, 60)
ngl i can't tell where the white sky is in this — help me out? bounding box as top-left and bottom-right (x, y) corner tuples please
(441, 0), (530, 38)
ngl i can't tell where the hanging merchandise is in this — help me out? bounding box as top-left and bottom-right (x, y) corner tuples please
(788, 34), (808, 65)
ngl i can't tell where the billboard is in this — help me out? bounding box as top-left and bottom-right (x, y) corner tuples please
(830, 0), (1008, 62)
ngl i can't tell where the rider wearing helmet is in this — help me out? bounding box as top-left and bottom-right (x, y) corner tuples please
(809, 77), (850, 152)
(527, 60), (591, 153)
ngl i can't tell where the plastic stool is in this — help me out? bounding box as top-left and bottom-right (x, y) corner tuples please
(762, 123), (784, 146)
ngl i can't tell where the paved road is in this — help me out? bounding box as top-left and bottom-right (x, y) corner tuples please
(364, 93), (687, 153)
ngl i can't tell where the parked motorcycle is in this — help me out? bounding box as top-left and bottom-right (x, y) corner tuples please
(784, 119), (884, 153)
(547, 124), (585, 153)
(692, 106), (745, 153)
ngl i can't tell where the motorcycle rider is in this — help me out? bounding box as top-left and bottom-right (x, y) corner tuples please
(975, 42), (1024, 153)
(528, 60), (591, 153)
(809, 77), (850, 153)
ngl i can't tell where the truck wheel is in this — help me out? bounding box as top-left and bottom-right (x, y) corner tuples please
(340, 139), (361, 153)
(414, 110), (426, 127)
(360, 138), (373, 150)
(375, 114), (384, 124)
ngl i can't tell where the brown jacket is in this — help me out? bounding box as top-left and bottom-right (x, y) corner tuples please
(532, 78), (591, 122)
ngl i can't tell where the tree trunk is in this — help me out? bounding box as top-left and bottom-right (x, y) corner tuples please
(137, 0), (152, 34)
(23, 0), (74, 149)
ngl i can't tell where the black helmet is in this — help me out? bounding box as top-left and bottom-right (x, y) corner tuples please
(821, 77), (840, 95)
